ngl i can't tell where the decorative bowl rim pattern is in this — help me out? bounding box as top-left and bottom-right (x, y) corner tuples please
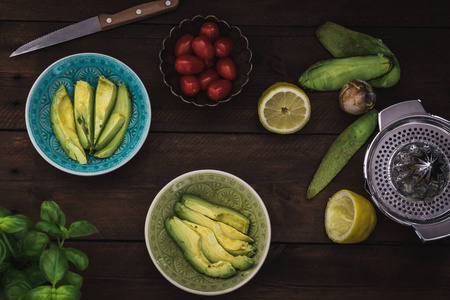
(25, 52), (151, 176)
(159, 15), (253, 107)
(144, 169), (271, 295)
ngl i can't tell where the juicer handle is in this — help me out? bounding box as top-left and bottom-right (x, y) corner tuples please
(378, 99), (428, 131)
(412, 220), (450, 242)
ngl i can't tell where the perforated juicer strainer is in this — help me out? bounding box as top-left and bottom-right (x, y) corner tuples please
(364, 100), (450, 242)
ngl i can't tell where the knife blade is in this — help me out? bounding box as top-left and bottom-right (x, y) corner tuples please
(10, 0), (179, 57)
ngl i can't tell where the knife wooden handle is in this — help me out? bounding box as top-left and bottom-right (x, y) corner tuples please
(98, 0), (179, 30)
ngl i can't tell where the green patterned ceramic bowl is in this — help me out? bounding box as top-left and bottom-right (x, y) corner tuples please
(144, 170), (271, 295)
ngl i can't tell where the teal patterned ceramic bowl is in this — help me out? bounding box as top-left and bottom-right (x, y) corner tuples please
(145, 170), (271, 295)
(25, 53), (151, 176)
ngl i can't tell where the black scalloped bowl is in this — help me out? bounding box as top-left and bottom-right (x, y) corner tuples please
(159, 15), (252, 107)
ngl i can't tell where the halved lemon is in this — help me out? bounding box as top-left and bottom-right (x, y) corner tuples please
(325, 189), (377, 244)
(258, 82), (311, 134)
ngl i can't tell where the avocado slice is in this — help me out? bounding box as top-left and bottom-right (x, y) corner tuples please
(182, 220), (254, 271)
(175, 200), (253, 242)
(181, 194), (250, 234)
(50, 84), (87, 165)
(74, 80), (95, 150)
(164, 216), (236, 279)
(93, 75), (117, 145)
(174, 202), (256, 257)
(94, 113), (125, 151)
(218, 221), (254, 243)
(94, 83), (132, 158)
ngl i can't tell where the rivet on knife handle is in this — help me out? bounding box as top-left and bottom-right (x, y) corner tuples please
(99, 0), (179, 30)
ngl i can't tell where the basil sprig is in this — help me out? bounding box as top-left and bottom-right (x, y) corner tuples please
(0, 201), (98, 300)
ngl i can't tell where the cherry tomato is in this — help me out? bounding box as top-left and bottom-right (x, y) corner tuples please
(197, 69), (220, 90)
(179, 75), (200, 97)
(174, 34), (194, 57)
(204, 58), (215, 69)
(175, 55), (205, 75)
(216, 57), (237, 80)
(199, 22), (220, 42)
(192, 36), (215, 60)
(207, 79), (232, 101)
(214, 37), (234, 57)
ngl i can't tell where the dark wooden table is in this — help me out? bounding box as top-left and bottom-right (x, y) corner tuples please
(2, 0), (450, 299)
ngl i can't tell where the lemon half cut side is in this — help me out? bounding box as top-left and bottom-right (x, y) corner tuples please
(258, 82), (311, 134)
(325, 189), (377, 244)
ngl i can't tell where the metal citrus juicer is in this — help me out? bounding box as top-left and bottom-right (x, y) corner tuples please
(364, 100), (450, 242)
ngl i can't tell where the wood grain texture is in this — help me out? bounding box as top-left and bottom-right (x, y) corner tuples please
(1, 0), (450, 27)
(1, 0), (450, 299)
(67, 241), (450, 299)
(1, 24), (450, 132)
(0, 131), (439, 244)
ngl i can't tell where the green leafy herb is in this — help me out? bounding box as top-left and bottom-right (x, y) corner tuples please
(40, 201), (66, 227)
(0, 201), (98, 300)
(68, 221), (99, 238)
(63, 248), (89, 271)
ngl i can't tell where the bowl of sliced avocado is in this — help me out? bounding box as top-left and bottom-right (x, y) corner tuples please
(144, 169), (271, 295)
(25, 53), (151, 176)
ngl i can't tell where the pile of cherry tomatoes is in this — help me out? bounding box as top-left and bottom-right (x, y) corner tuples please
(174, 22), (236, 101)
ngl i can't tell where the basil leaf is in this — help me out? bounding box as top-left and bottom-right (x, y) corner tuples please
(0, 261), (10, 272)
(68, 221), (98, 238)
(39, 245), (68, 286)
(23, 265), (47, 288)
(3, 269), (31, 288)
(5, 282), (32, 300)
(0, 215), (32, 233)
(0, 206), (11, 217)
(35, 221), (62, 237)
(63, 248), (89, 271)
(0, 238), (6, 264)
(40, 201), (66, 227)
(10, 226), (30, 245)
(2, 233), (18, 259)
(57, 271), (83, 290)
(23, 285), (52, 300)
(21, 231), (50, 259)
(55, 285), (81, 300)
(61, 227), (70, 239)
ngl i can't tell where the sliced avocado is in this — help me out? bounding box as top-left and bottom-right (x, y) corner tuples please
(218, 221), (253, 243)
(175, 201), (253, 242)
(94, 83), (132, 158)
(164, 216), (236, 279)
(50, 85), (87, 165)
(74, 80), (95, 150)
(174, 202), (256, 257)
(181, 194), (250, 234)
(93, 75), (117, 145)
(94, 113), (125, 151)
(182, 220), (254, 271)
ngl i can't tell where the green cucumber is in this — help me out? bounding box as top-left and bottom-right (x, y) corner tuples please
(316, 21), (400, 88)
(307, 109), (378, 199)
(298, 55), (392, 91)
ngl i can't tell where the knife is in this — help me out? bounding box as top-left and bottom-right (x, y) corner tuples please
(10, 0), (179, 57)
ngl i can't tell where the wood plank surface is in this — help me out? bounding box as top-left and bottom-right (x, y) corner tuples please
(1, 23), (450, 132)
(1, 0), (450, 27)
(1, 131), (425, 244)
(1, 0), (450, 299)
(67, 241), (450, 299)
